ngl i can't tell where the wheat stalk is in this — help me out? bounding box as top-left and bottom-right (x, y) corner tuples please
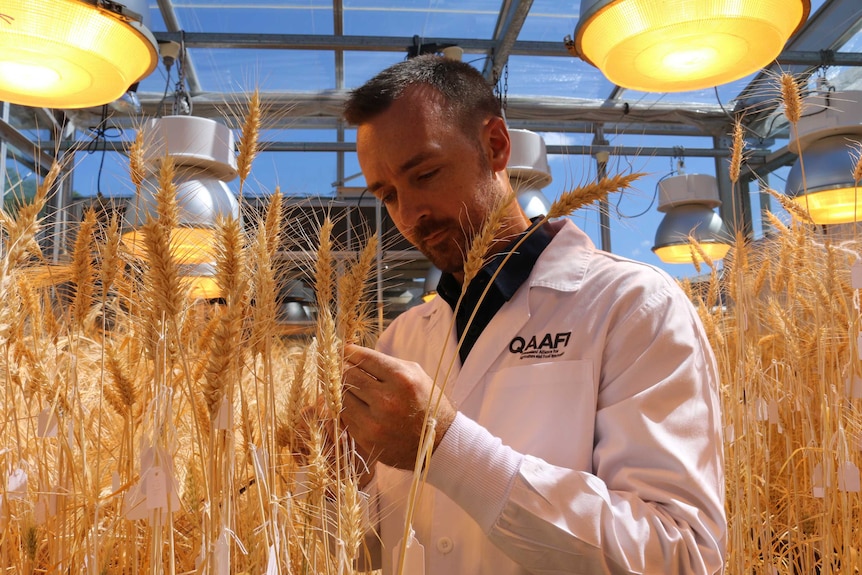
(70, 208), (97, 330)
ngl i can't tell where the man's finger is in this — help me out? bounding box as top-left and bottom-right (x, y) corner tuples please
(344, 343), (396, 381)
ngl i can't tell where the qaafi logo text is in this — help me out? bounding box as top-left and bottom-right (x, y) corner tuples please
(508, 331), (571, 360)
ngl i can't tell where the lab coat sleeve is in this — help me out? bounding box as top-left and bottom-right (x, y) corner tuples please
(424, 282), (726, 574)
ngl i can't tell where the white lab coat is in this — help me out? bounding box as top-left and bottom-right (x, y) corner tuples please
(369, 219), (726, 574)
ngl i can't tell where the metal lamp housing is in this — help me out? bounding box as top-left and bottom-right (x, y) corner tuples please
(123, 116), (240, 266)
(508, 129), (553, 219)
(652, 173), (731, 264)
(785, 91), (862, 224)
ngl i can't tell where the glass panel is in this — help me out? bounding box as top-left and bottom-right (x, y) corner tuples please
(343, 0), (502, 39)
(505, 55), (614, 99)
(174, 1), (333, 35)
(344, 52), (408, 89)
(259, 151), (337, 197)
(73, 149), (136, 198)
(2, 156), (40, 208)
(518, 0), (578, 42)
(181, 48), (336, 92)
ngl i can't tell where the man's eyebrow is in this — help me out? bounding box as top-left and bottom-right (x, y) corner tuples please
(367, 152), (435, 195)
(398, 151), (433, 175)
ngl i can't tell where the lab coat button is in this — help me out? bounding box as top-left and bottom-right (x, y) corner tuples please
(436, 536), (454, 554)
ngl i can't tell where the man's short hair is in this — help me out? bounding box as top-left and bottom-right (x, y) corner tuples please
(343, 55), (502, 133)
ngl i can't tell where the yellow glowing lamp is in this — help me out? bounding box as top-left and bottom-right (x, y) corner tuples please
(0, 0), (158, 109)
(571, 0), (810, 92)
(653, 241), (731, 264)
(179, 264), (221, 300)
(122, 227), (220, 265)
(789, 187), (862, 225)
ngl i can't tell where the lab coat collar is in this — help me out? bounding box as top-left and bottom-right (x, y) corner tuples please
(447, 219), (594, 404)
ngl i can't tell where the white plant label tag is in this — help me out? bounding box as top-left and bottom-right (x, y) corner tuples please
(724, 424), (735, 443)
(37, 408), (58, 438)
(813, 463), (825, 498)
(393, 532), (425, 575)
(215, 396), (232, 430)
(755, 397), (769, 421)
(266, 545), (278, 575)
(838, 461), (861, 492)
(846, 374), (862, 399)
(215, 533), (230, 575)
(767, 401), (783, 433)
(34, 495), (47, 525)
(852, 259), (862, 289)
(7, 468), (27, 500)
(146, 467), (168, 510)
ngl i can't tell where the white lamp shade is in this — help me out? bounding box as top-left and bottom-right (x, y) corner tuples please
(573, 0), (809, 92)
(508, 129), (552, 190)
(0, 0), (158, 108)
(142, 116), (239, 182)
(658, 173), (722, 211)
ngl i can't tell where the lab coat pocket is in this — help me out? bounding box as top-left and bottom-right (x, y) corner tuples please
(478, 360), (595, 471)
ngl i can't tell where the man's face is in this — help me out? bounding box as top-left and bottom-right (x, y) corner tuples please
(356, 85), (505, 275)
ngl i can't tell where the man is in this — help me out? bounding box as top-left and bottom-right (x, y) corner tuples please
(340, 55), (726, 574)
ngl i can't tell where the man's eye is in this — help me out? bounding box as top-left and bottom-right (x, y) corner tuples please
(379, 190), (395, 205)
(418, 169), (439, 181)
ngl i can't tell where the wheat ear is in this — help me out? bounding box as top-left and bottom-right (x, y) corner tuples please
(70, 209), (97, 330)
(547, 172), (644, 219)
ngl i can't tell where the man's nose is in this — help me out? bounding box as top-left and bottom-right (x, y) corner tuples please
(396, 189), (431, 226)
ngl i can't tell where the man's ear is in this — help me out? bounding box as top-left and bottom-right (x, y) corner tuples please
(484, 116), (510, 173)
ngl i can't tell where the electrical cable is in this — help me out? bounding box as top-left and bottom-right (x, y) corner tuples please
(86, 105), (123, 198)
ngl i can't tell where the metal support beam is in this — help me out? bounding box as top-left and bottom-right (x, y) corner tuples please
(66, 138), (770, 160)
(155, 0), (203, 95)
(482, 0), (534, 82)
(778, 50), (862, 66)
(0, 103), (8, 210)
(133, 91), (731, 136)
(737, 0), (862, 122)
(714, 135), (752, 239)
(592, 127), (612, 253)
(333, 0), (346, 190)
(0, 117), (55, 176)
(152, 31), (570, 58)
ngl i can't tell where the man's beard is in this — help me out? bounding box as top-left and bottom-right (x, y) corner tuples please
(412, 219), (470, 275)
(409, 168), (500, 275)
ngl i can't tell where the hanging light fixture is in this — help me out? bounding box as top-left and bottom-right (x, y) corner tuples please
(508, 129), (553, 218)
(568, 0), (810, 92)
(785, 90), (862, 224)
(0, 0), (159, 109)
(422, 265), (442, 302)
(178, 263), (220, 300)
(123, 115), (240, 268)
(653, 172), (731, 264)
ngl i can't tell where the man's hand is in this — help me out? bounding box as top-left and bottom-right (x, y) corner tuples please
(341, 343), (457, 471)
